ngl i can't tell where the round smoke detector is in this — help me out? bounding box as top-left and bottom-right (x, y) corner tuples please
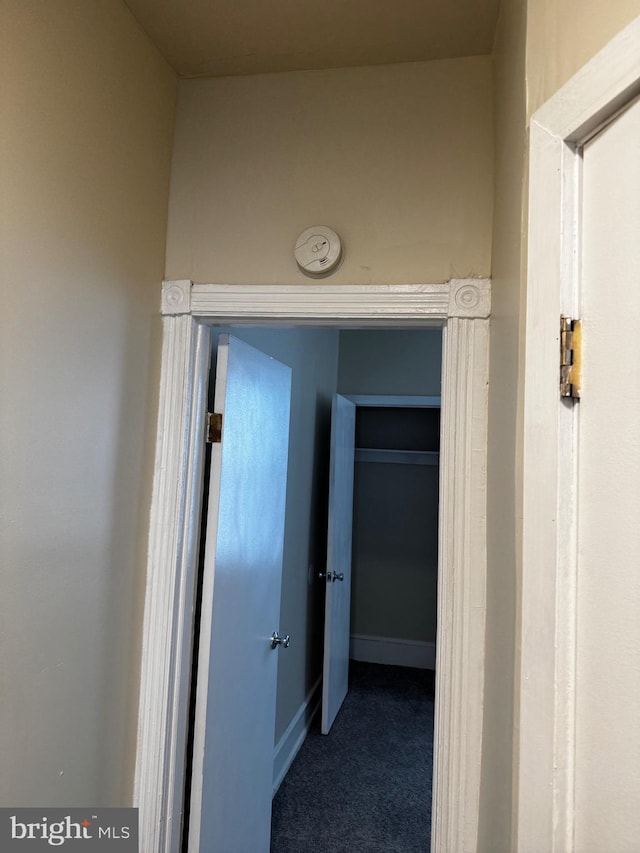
(294, 226), (342, 277)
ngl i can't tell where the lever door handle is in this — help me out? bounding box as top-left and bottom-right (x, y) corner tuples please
(332, 572), (344, 582)
(271, 632), (290, 649)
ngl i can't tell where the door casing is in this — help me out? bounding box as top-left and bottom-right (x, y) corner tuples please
(520, 16), (640, 851)
(134, 279), (491, 853)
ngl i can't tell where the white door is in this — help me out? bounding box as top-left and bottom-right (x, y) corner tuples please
(321, 394), (356, 734)
(188, 334), (292, 853)
(574, 96), (640, 850)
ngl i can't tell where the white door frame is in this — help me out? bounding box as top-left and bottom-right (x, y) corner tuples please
(519, 17), (640, 851)
(134, 278), (491, 853)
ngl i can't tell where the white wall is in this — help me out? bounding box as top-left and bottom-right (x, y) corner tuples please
(165, 57), (493, 286)
(0, 0), (176, 805)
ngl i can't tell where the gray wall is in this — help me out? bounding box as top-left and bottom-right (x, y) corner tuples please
(351, 429), (439, 643)
(210, 327), (339, 743)
(338, 330), (442, 646)
(338, 329), (442, 395)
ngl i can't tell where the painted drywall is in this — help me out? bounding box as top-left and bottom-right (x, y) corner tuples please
(477, 0), (527, 850)
(527, 0), (640, 114)
(337, 330), (441, 648)
(337, 330), (442, 396)
(165, 57), (493, 285)
(0, 0), (176, 806)
(209, 327), (339, 743)
(122, 0), (501, 78)
(351, 449), (439, 643)
(480, 3), (640, 850)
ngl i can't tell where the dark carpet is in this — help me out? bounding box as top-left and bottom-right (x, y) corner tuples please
(270, 661), (434, 853)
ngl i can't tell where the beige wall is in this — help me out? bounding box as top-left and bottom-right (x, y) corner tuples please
(481, 2), (640, 850)
(479, 2), (527, 850)
(0, 0), (176, 805)
(4, 0), (636, 831)
(165, 57), (493, 285)
(527, 0), (640, 114)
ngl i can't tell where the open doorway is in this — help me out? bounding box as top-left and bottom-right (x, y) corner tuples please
(183, 326), (441, 851)
(134, 279), (489, 853)
(349, 400), (440, 673)
(272, 393), (441, 852)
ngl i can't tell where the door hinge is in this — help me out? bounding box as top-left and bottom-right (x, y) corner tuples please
(560, 316), (582, 399)
(207, 412), (223, 443)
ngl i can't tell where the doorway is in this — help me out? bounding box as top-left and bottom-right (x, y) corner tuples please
(264, 331), (442, 851)
(185, 328), (441, 839)
(187, 327), (441, 850)
(349, 399), (441, 673)
(520, 18), (640, 849)
(134, 279), (490, 853)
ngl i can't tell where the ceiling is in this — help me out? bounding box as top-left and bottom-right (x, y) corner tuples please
(124, 0), (501, 78)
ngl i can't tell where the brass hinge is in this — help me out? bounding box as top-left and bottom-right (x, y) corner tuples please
(560, 316), (582, 399)
(207, 412), (223, 443)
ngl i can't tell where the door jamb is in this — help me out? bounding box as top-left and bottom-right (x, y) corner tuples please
(134, 279), (491, 853)
(520, 17), (640, 851)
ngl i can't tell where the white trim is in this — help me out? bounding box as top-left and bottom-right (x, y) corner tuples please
(272, 677), (322, 796)
(520, 16), (640, 852)
(350, 634), (436, 670)
(135, 278), (490, 853)
(187, 280), (490, 323)
(433, 316), (489, 853)
(133, 318), (210, 853)
(346, 394), (441, 408)
(534, 18), (640, 144)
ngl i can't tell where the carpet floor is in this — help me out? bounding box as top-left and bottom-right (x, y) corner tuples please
(270, 661), (434, 853)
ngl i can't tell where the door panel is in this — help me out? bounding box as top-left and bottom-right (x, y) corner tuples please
(575, 97), (640, 850)
(321, 394), (356, 734)
(189, 335), (292, 853)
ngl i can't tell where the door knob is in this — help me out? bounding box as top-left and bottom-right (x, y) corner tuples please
(318, 571), (345, 582)
(271, 632), (290, 649)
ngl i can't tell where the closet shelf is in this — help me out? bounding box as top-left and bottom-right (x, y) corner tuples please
(355, 448), (440, 466)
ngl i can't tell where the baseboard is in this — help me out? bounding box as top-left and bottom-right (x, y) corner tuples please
(350, 634), (436, 670)
(272, 676), (321, 796)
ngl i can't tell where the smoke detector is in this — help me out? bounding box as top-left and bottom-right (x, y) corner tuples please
(294, 226), (342, 277)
